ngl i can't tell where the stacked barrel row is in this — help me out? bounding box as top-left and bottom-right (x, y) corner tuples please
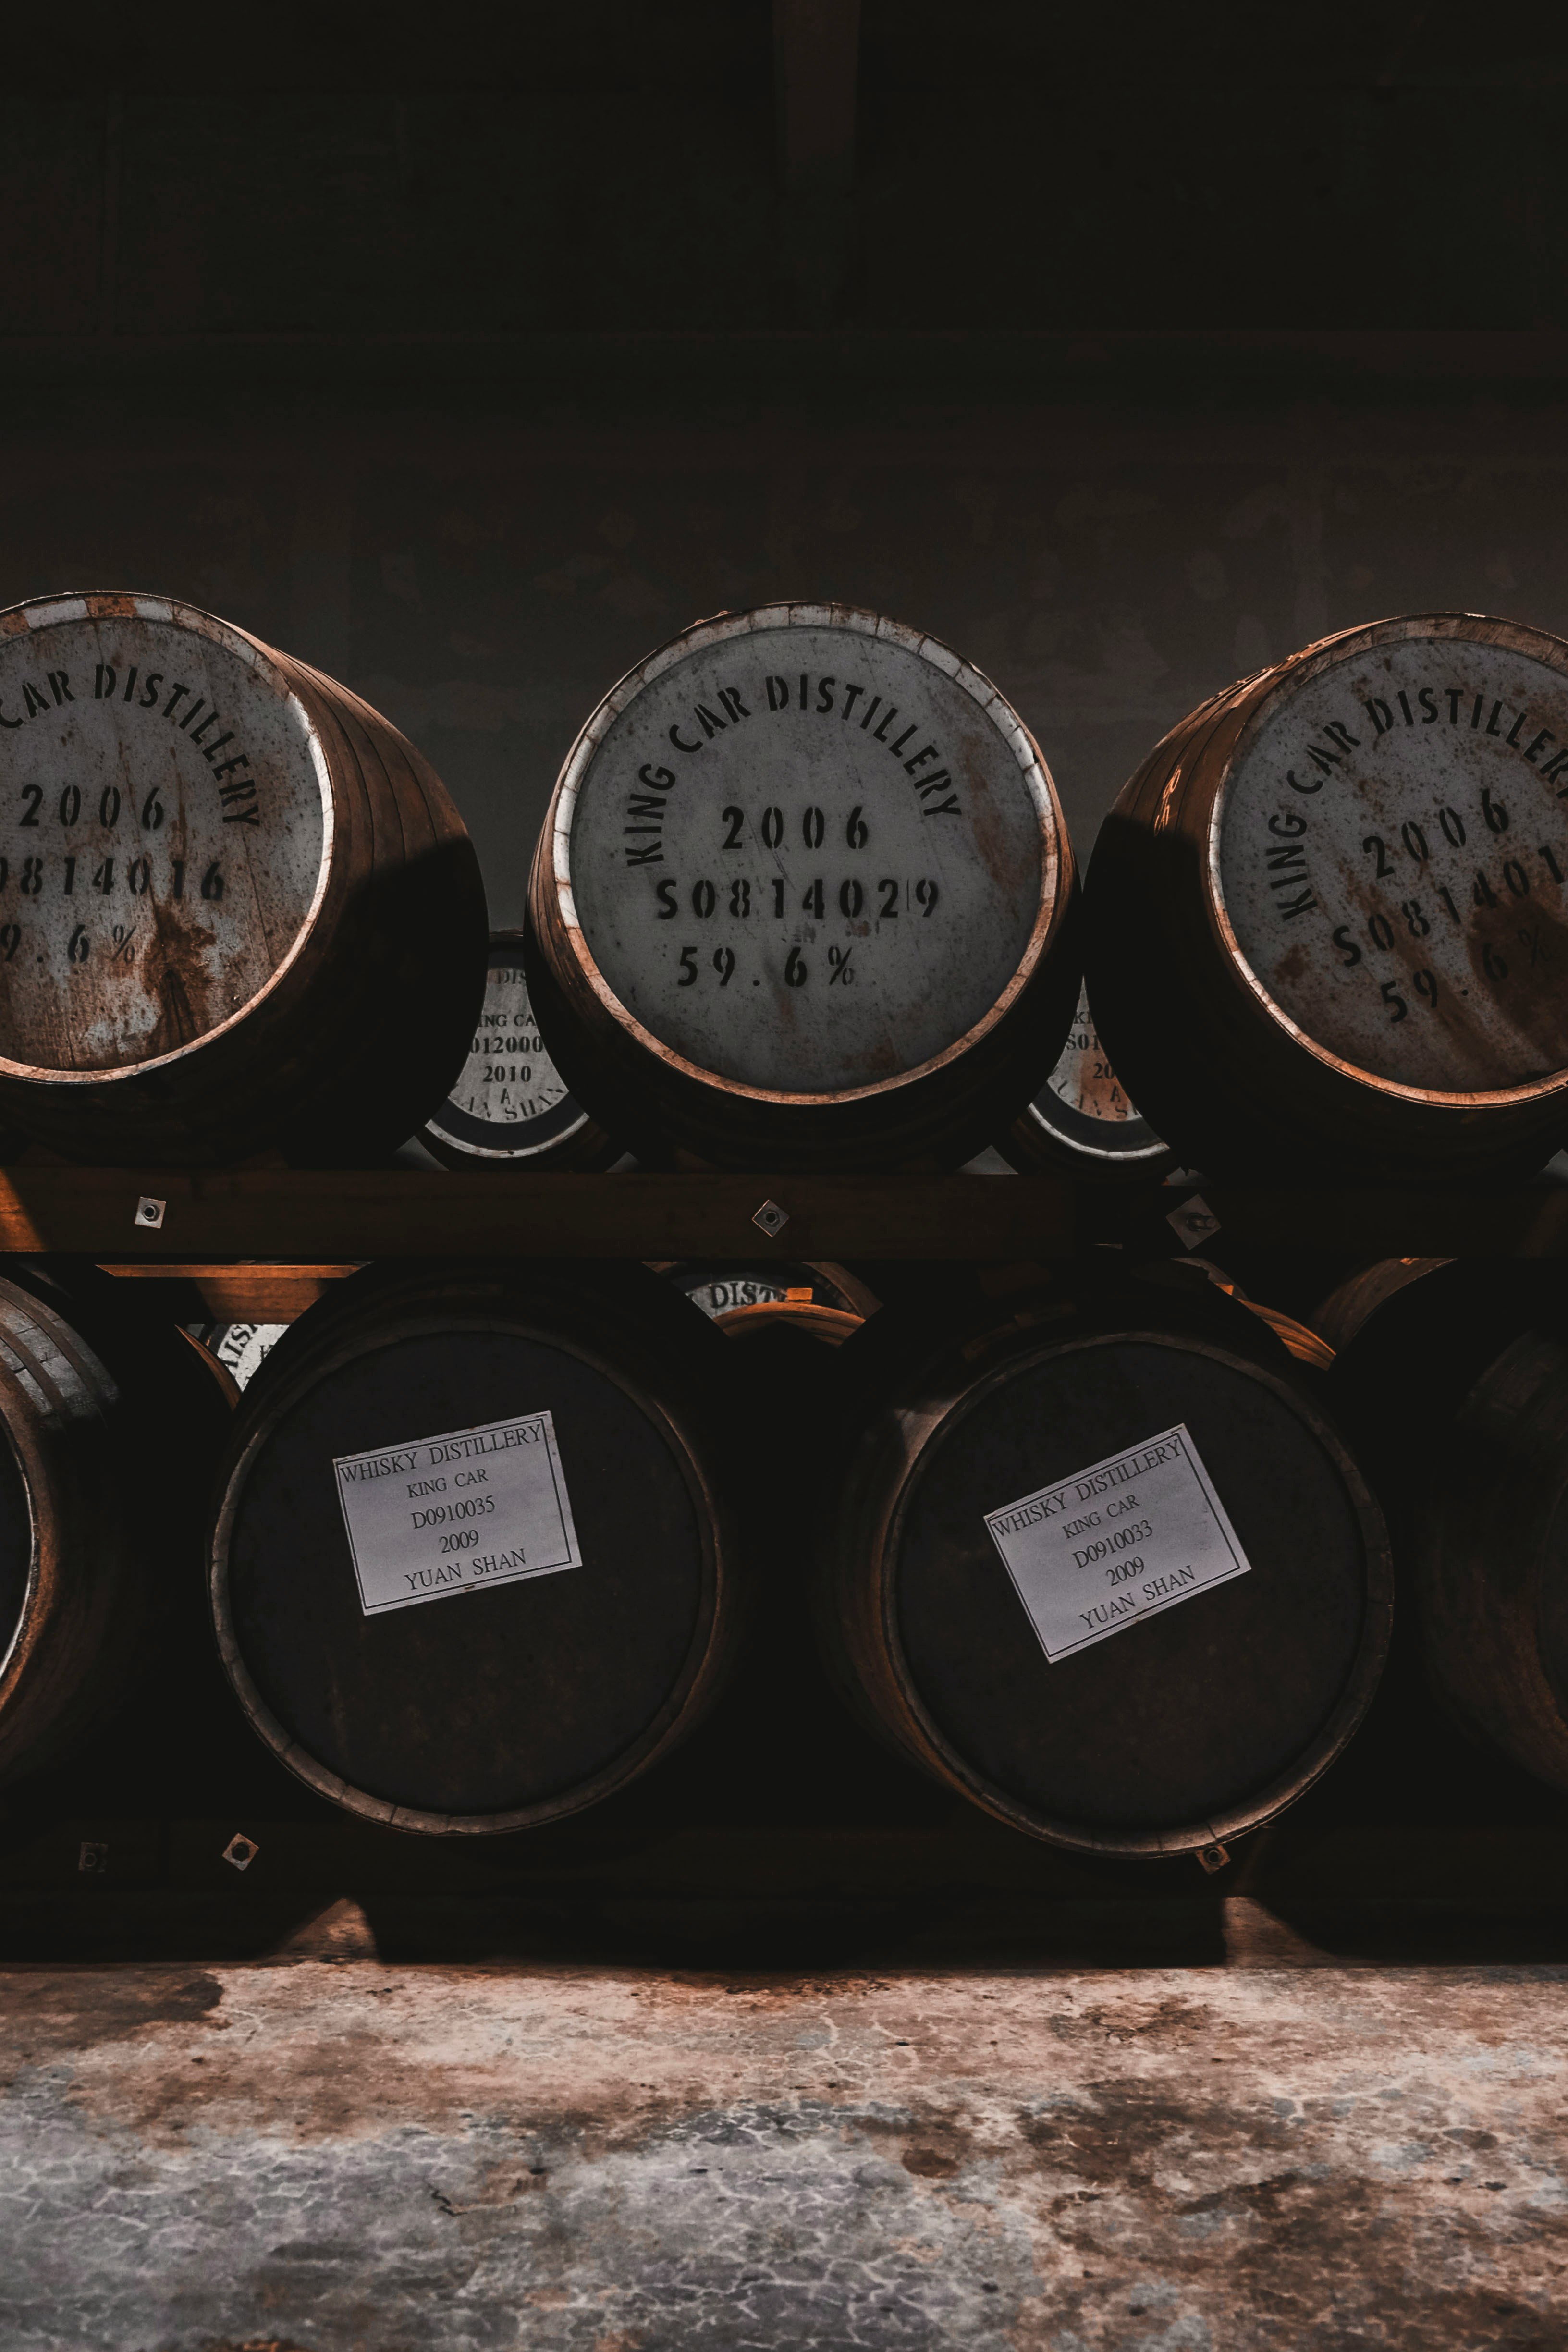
(0, 1246), (1393, 1858)
(453, 604), (1568, 1188)
(7, 593), (1568, 1185)
(0, 591), (1090, 1175)
(4, 590), (1568, 1869)
(22, 1228), (1568, 1856)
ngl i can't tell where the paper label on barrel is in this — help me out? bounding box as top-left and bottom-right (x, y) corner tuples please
(983, 1422), (1251, 1663)
(566, 616), (1051, 1093)
(333, 1410), (581, 1617)
(1218, 630), (1568, 1091)
(0, 600), (328, 1073)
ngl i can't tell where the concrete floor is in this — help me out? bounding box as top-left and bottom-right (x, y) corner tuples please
(0, 1957), (1563, 2352)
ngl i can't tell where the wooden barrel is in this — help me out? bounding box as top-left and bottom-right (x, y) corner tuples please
(1178, 1260), (1337, 1372)
(1321, 1257), (1568, 1791)
(662, 1259), (873, 1347)
(0, 590), (488, 1164)
(997, 980), (1176, 1181)
(191, 1320), (290, 1390)
(665, 1258), (875, 1319)
(526, 602), (1079, 1171)
(0, 1264), (234, 1786)
(1307, 1257), (1454, 1354)
(1086, 613), (1568, 1181)
(419, 929), (620, 1170)
(712, 1291), (864, 1348)
(819, 1279), (1391, 1856)
(180, 1326), (243, 1406)
(208, 1262), (747, 1832)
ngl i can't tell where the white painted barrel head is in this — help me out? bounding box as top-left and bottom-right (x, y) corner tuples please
(1023, 983), (1169, 1165)
(558, 605), (1063, 1096)
(422, 936), (594, 1163)
(1216, 616), (1568, 1096)
(0, 594), (329, 1078)
(204, 1322), (289, 1389)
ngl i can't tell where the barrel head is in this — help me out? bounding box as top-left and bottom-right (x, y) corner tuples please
(998, 980), (1174, 1181)
(842, 1316), (1392, 1854)
(0, 593), (328, 1078)
(420, 931), (617, 1171)
(531, 602), (1078, 1167)
(1088, 613), (1568, 1180)
(1218, 618), (1568, 1093)
(212, 1269), (739, 1831)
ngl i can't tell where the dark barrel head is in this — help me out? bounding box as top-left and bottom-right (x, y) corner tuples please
(887, 1328), (1387, 1846)
(212, 1265), (738, 1830)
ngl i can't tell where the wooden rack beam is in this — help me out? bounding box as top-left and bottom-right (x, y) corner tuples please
(1200, 1182), (1568, 1261)
(0, 1169), (1078, 1262)
(1, 1169), (1566, 1265)
(97, 1265), (358, 1317)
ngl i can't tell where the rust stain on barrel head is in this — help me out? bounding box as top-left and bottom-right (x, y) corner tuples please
(539, 604), (1073, 1162)
(1094, 614), (1568, 1181)
(1223, 622), (1568, 1097)
(0, 589), (486, 1164)
(1462, 890), (1568, 1074)
(0, 600), (328, 1080)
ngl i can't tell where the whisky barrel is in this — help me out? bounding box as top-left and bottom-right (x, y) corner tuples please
(1178, 1261), (1337, 1372)
(712, 1290), (864, 1348)
(190, 1321), (290, 1391)
(0, 590), (488, 1164)
(1322, 1257), (1568, 1791)
(1086, 613), (1568, 1182)
(820, 1278), (1391, 1855)
(0, 1263), (234, 1786)
(180, 1326), (243, 1406)
(666, 1258), (875, 1319)
(526, 602), (1079, 1171)
(662, 1259), (873, 1347)
(419, 930), (620, 1170)
(997, 980), (1175, 1181)
(1307, 1257), (1454, 1354)
(208, 1262), (746, 1832)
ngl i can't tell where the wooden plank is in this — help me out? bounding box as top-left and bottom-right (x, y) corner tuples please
(1202, 1183), (1568, 1259)
(0, 1170), (1078, 1262)
(98, 1264), (357, 1316)
(16, 1171), (1568, 1264)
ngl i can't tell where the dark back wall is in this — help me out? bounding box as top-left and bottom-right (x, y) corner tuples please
(4, 4), (1568, 923)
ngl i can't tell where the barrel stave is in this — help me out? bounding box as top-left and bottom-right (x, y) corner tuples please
(1413, 1326), (1568, 1790)
(0, 1265), (235, 1787)
(1325, 1258), (1568, 1794)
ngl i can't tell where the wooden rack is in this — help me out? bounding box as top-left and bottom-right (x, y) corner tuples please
(2, 1160), (1565, 1967)
(4, 1166), (1568, 1280)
